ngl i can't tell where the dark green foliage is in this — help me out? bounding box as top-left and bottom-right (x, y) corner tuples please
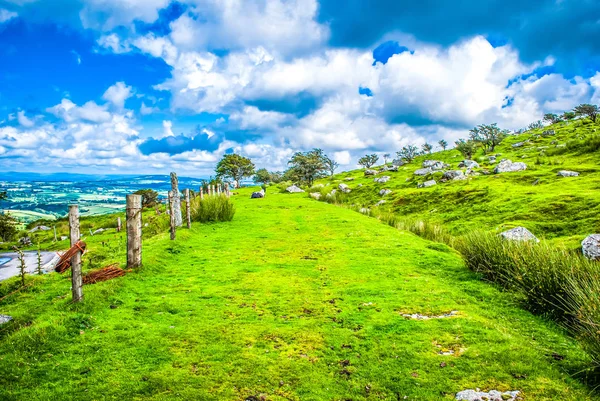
(358, 154), (379, 168)
(544, 113), (562, 124)
(421, 142), (433, 154)
(438, 139), (448, 150)
(215, 154), (255, 188)
(0, 212), (17, 242)
(253, 168), (271, 185)
(574, 104), (599, 123)
(454, 138), (477, 159)
(286, 148), (328, 186)
(190, 195), (235, 223)
(468, 123), (508, 153)
(133, 189), (160, 208)
(396, 145), (419, 162)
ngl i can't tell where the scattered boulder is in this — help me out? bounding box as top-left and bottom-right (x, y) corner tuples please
(251, 189), (265, 199)
(422, 160), (447, 170)
(0, 315), (12, 325)
(402, 311), (457, 320)
(443, 170), (464, 180)
(364, 169), (377, 176)
(309, 192), (322, 200)
(542, 129), (556, 136)
(379, 189), (392, 196)
(488, 156), (497, 163)
(29, 225), (51, 233)
(500, 227), (539, 242)
(455, 389), (520, 401)
(557, 170), (579, 177)
(418, 180), (437, 188)
(338, 183), (351, 193)
(494, 159), (527, 173)
(512, 141), (527, 148)
(391, 159), (405, 166)
(286, 185), (305, 193)
(19, 237), (32, 246)
(458, 160), (479, 169)
(375, 200), (386, 206)
(582, 234), (600, 261)
(374, 176), (390, 184)
(387, 165), (399, 172)
(414, 168), (432, 176)
(344, 177), (355, 181)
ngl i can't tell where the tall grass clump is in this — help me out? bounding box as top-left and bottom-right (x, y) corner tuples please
(377, 214), (455, 246)
(190, 195), (236, 223)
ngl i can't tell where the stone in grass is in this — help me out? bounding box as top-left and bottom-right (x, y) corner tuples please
(344, 177), (355, 181)
(387, 165), (399, 172)
(418, 180), (436, 188)
(374, 176), (390, 184)
(488, 156), (497, 163)
(251, 189), (265, 199)
(309, 192), (321, 200)
(338, 183), (351, 193)
(582, 234), (600, 261)
(375, 200), (386, 206)
(0, 315), (12, 325)
(557, 170), (579, 177)
(379, 189), (392, 196)
(458, 160), (479, 169)
(455, 389), (520, 401)
(364, 169), (377, 176)
(500, 227), (539, 243)
(422, 160), (447, 170)
(414, 168), (432, 176)
(443, 170), (464, 180)
(286, 185), (305, 193)
(494, 159), (527, 173)
(402, 311), (457, 320)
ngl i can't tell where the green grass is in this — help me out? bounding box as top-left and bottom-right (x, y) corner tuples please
(0, 190), (598, 400)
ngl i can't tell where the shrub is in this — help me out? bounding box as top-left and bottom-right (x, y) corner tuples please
(190, 195), (235, 223)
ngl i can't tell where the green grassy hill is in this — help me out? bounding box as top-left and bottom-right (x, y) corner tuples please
(312, 119), (600, 250)
(0, 191), (598, 400)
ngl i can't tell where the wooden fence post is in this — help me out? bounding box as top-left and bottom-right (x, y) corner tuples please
(185, 189), (191, 229)
(168, 191), (176, 240)
(69, 205), (83, 302)
(170, 172), (183, 227)
(53, 226), (57, 242)
(225, 183), (230, 198)
(199, 187), (204, 200)
(117, 217), (122, 232)
(126, 195), (143, 269)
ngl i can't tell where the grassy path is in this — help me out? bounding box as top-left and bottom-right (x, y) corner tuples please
(0, 191), (597, 400)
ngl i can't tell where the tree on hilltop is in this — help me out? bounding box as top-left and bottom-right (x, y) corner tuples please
(455, 139), (477, 159)
(574, 104), (599, 123)
(286, 148), (328, 187)
(216, 154), (255, 188)
(396, 145), (419, 163)
(562, 111), (576, 121)
(324, 156), (339, 177)
(543, 113), (562, 125)
(469, 123), (508, 153)
(383, 153), (391, 164)
(254, 168), (271, 185)
(358, 154), (379, 169)
(421, 143), (433, 154)
(438, 139), (448, 150)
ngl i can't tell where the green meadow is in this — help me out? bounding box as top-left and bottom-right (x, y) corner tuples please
(0, 190), (598, 400)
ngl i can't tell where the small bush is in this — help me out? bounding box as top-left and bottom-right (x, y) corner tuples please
(190, 195), (235, 223)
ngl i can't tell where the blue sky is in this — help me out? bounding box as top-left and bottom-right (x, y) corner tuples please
(1, 0), (599, 175)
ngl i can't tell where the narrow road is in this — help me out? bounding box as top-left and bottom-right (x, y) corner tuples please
(0, 251), (60, 281)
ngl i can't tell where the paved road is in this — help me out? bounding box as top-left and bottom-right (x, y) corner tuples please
(0, 251), (61, 281)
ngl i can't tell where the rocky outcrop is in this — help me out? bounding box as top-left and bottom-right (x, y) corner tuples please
(455, 389), (520, 401)
(500, 227), (539, 242)
(0, 315), (12, 325)
(458, 160), (479, 169)
(391, 159), (405, 166)
(338, 183), (351, 193)
(443, 170), (464, 180)
(286, 185), (305, 193)
(374, 176), (390, 183)
(557, 170), (579, 177)
(251, 189), (265, 198)
(414, 168), (432, 176)
(379, 189), (392, 196)
(582, 234), (600, 260)
(494, 159), (527, 173)
(418, 180), (436, 188)
(364, 169), (377, 176)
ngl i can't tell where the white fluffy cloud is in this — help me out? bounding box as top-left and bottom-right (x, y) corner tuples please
(102, 82), (134, 108)
(0, 8), (17, 23)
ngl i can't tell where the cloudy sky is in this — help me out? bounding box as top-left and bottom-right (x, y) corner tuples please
(1, 0), (600, 176)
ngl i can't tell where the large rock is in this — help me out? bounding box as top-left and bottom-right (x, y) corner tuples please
(0, 315), (12, 325)
(387, 165), (399, 172)
(286, 185), (305, 193)
(500, 227), (539, 242)
(364, 169), (377, 176)
(494, 159), (527, 173)
(422, 160), (448, 170)
(455, 389), (520, 401)
(557, 170), (579, 177)
(374, 176), (390, 183)
(443, 170), (464, 180)
(458, 160), (479, 169)
(414, 168), (432, 176)
(512, 141), (526, 148)
(582, 234), (600, 260)
(251, 189), (265, 199)
(391, 159), (405, 166)
(338, 183), (351, 193)
(379, 189), (392, 196)
(418, 180), (437, 188)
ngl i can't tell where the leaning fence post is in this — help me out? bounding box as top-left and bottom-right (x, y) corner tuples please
(126, 194), (142, 269)
(199, 187), (204, 200)
(69, 205), (83, 302)
(185, 189), (191, 229)
(168, 191), (176, 240)
(53, 226), (57, 242)
(117, 217), (122, 232)
(225, 183), (230, 198)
